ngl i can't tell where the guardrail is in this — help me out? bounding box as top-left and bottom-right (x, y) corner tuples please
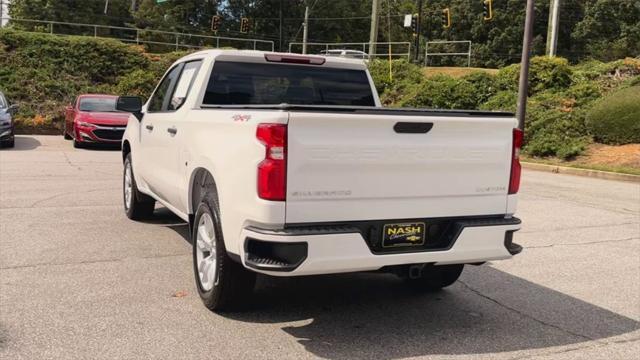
(0, 17), (275, 51)
(425, 40), (472, 67)
(288, 41), (412, 60)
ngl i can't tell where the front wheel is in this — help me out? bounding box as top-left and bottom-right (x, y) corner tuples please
(123, 153), (155, 220)
(193, 193), (256, 312)
(404, 264), (464, 291)
(1, 138), (14, 148)
(63, 123), (72, 140)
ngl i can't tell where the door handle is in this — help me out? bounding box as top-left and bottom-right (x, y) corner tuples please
(394, 122), (433, 134)
(145, 124), (154, 131)
(167, 127), (178, 135)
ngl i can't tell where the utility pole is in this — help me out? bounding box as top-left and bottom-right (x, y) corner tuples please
(546, 0), (560, 56)
(302, 5), (309, 54)
(279, 0), (283, 52)
(369, 0), (381, 58)
(0, 0), (4, 28)
(104, 0), (109, 15)
(415, 0), (423, 63)
(517, 0), (535, 131)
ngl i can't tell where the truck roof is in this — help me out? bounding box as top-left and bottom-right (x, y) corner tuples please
(177, 49), (368, 70)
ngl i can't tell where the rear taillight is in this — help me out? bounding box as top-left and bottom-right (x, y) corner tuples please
(256, 123), (287, 201)
(509, 128), (524, 194)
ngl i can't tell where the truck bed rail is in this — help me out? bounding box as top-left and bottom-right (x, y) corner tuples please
(198, 104), (515, 117)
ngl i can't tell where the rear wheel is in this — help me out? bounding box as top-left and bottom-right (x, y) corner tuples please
(123, 153), (155, 220)
(404, 264), (464, 291)
(193, 192), (256, 312)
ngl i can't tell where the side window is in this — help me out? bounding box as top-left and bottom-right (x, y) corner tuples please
(148, 65), (182, 112)
(168, 60), (202, 111)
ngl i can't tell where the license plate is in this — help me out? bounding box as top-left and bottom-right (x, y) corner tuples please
(382, 222), (426, 248)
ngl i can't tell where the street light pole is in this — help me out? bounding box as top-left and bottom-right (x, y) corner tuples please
(415, 0), (423, 63)
(302, 5), (309, 54)
(516, 0), (535, 131)
(279, 0), (283, 52)
(368, 0), (381, 58)
(546, 0), (560, 56)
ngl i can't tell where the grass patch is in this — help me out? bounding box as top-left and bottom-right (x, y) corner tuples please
(523, 157), (640, 176)
(522, 143), (640, 176)
(422, 67), (498, 78)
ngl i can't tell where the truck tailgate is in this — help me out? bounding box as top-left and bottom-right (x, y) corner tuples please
(286, 111), (516, 223)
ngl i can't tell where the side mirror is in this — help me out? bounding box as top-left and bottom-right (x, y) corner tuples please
(8, 104), (19, 115)
(116, 96), (143, 121)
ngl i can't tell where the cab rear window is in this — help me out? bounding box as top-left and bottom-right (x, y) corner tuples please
(202, 61), (375, 106)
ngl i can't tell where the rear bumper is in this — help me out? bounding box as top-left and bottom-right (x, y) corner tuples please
(239, 216), (521, 276)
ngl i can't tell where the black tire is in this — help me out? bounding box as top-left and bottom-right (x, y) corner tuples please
(193, 191), (256, 312)
(405, 264), (464, 291)
(1, 138), (14, 148)
(73, 139), (83, 148)
(123, 153), (155, 220)
(63, 123), (72, 140)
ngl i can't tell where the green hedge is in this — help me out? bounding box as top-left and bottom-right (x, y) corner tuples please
(0, 30), (180, 132)
(2, 29), (639, 158)
(369, 56), (639, 160)
(495, 56), (573, 95)
(586, 86), (640, 145)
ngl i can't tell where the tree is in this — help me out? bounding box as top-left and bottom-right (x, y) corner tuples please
(7, 0), (640, 66)
(9, 0), (133, 27)
(571, 0), (640, 61)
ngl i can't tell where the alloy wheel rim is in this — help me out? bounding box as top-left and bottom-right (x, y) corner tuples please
(124, 164), (133, 210)
(196, 213), (217, 291)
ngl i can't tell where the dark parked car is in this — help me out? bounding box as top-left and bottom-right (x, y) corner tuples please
(0, 91), (17, 148)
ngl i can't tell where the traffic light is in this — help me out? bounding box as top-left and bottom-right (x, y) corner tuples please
(483, 0), (493, 21)
(240, 17), (250, 33)
(211, 15), (222, 32)
(411, 14), (418, 35)
(442, 8), (451, 29)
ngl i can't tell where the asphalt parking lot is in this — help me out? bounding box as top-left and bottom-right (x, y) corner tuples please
(1, 135), (639, 360)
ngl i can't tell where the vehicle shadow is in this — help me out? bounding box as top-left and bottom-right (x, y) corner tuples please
(1, 136), (41, 151)
(141, 206), (191, 243)
(222, 267), (639, 359)
(137, 208), (639, 358)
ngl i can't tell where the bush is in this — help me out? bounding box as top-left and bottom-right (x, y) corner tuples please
(459, 71), (498, 105)
(566, 82), (601, 107)
(495, 63), (520, 92)
(397, 72), (497, 110)
(586, 86), (640, 145)
(496, 56), (573, 95)
(481, 91), (518, 112)
(368, 59), (424, 96)
(397, 75), (469, 109)
(113, 70), (159, 101)
(0, 30), (180, 132)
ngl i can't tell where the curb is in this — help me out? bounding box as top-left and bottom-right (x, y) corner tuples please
(522, 162), (640, 183)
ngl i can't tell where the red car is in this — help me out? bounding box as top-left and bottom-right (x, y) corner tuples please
(64, 94), (130, 147)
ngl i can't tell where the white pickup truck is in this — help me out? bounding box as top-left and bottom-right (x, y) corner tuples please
(117, 50), (523, 311)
